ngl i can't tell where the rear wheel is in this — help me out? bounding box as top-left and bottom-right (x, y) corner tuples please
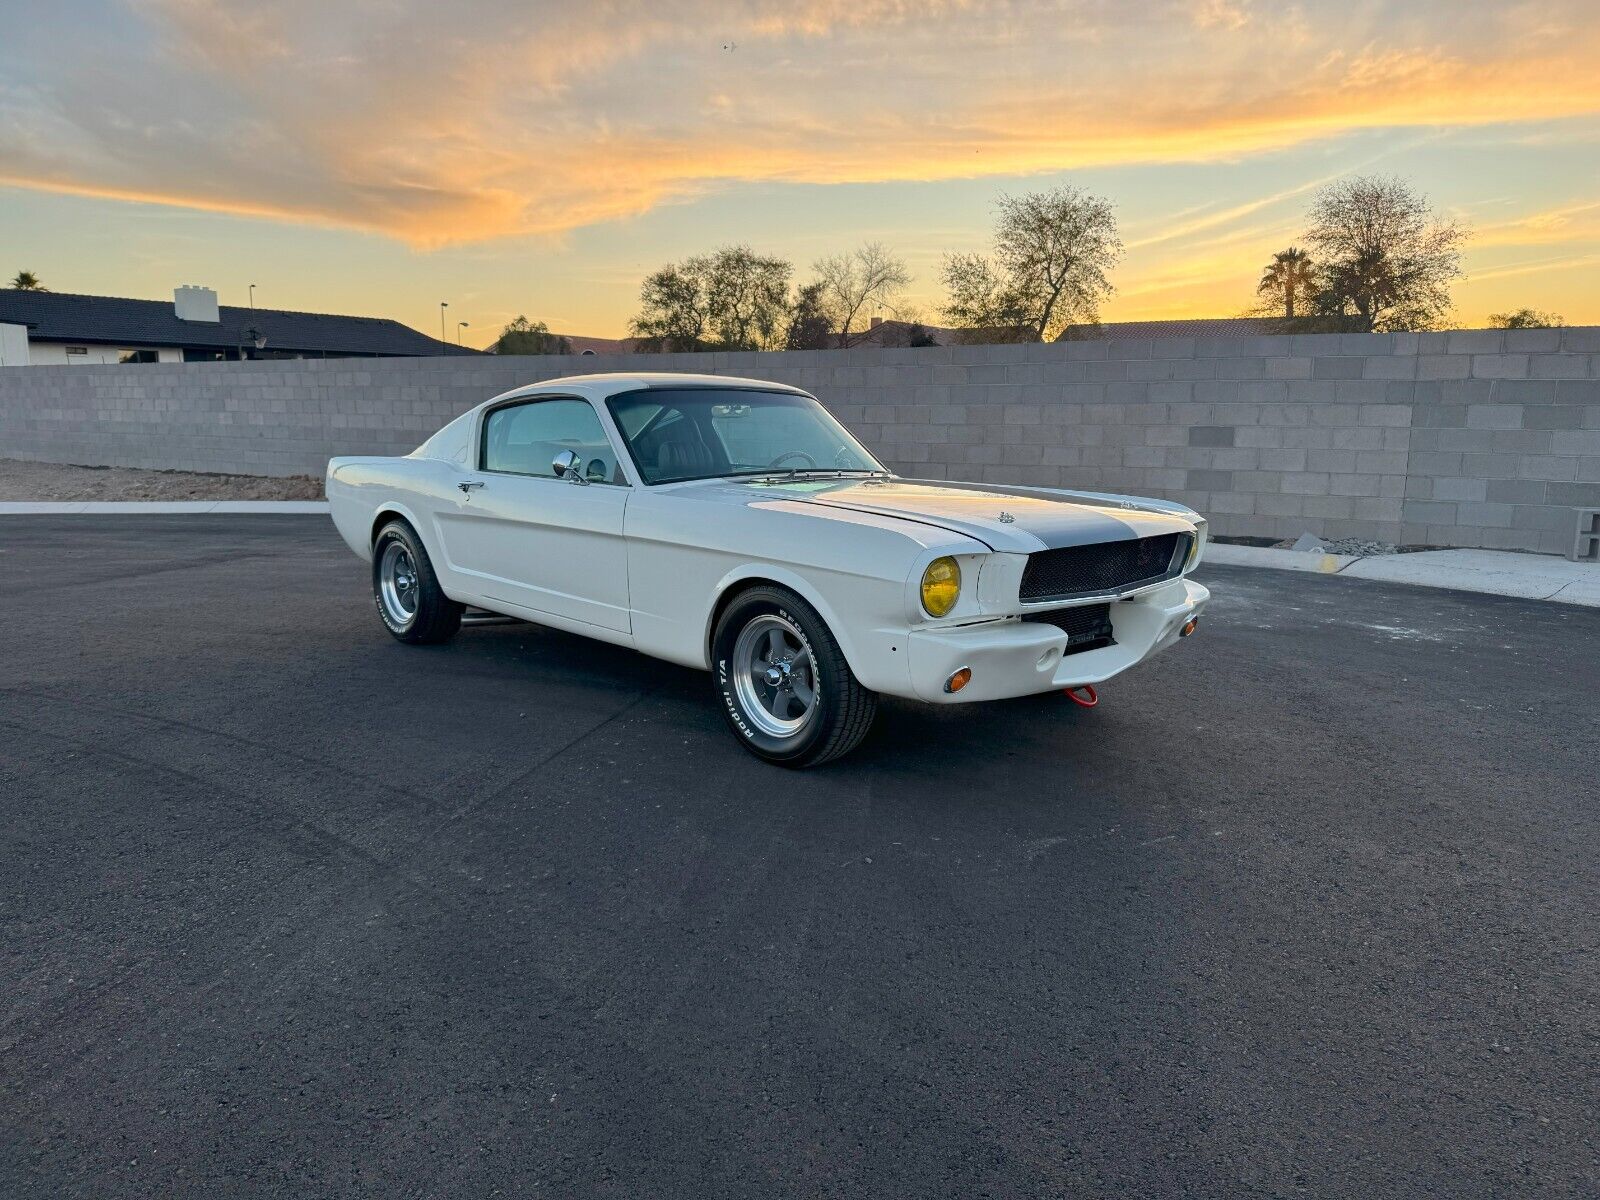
(712, 586), (876, 767)
(372, 519), (462, 644)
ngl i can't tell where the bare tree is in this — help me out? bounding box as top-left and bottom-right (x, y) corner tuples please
(812, 243), (911, 347)
(942, 186), (1121, 343)
(631, 247), (792, 353)
(1302, 175), (1466, 332)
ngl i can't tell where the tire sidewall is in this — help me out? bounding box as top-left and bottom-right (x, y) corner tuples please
(372, 521), (424, 637)
(713, 590), (836, 764)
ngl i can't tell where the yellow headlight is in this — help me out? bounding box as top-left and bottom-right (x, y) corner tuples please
(921, 556), (961, 617)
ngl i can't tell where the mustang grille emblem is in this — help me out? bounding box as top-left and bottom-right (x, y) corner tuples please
(997, 511), (1015, 523)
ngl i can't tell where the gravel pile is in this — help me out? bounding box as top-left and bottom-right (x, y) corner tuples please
(1272, 533), (1400, 557)
(0, 458), (324, 502)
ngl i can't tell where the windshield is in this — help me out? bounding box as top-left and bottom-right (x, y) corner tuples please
(607, 387), (887, 485)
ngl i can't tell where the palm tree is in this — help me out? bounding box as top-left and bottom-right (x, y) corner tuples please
(10, 271), (46, 291)
(1256, 248), (1314, 320)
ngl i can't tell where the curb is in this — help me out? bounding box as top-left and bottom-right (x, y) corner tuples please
(1204, 544), (1357, 574)
(0, 500), (330, 514)
(1205, 543), (1600, 608)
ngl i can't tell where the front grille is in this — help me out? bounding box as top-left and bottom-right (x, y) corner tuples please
(1022, 602), (1115, 656)
(1019, 533), (1187, 603)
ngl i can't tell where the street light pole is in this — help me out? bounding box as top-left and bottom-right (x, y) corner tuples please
(439, 302), (449, 350)
(457, 321), (468, 345)
(248, 283), (256, 312)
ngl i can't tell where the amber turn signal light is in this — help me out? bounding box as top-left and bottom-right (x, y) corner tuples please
(944, 666), (972, 694)
(1180, 617), (1198, 638)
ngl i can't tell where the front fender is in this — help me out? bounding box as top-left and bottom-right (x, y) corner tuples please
(703, 563), (914, 697)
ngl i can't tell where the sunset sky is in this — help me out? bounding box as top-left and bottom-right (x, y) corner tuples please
(3, 0), (1597, 346)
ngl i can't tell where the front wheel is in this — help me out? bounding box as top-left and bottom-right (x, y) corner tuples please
(372, 519), (462, 644)
(712, 586), (876, 767)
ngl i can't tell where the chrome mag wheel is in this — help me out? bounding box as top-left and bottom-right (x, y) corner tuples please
(378, 539), (419, 626)
(731, 613), (819, 738)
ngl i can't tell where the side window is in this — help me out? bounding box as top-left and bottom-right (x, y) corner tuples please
(482, 398), (619, 482)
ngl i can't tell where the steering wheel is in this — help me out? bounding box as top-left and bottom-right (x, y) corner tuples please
(769, 450), (817, 469)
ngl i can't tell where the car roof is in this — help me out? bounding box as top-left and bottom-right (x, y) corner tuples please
(486, 372), (811, 406)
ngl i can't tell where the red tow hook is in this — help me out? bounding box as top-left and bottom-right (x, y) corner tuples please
(1063, 684), (1098, 708)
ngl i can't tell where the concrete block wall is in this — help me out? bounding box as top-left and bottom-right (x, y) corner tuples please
(2, 327), (1597, 553)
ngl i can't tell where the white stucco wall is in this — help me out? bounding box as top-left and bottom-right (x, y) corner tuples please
(0, 324), (29, 366)
(25, 341), (183, 365)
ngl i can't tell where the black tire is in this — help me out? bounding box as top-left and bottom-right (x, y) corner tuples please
(712, 585), (876, 767)
(372, 519), (462, 644)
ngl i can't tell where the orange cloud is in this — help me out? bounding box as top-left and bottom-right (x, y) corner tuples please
(3, 0), (1598, 247)
(1474, 201), (1600, 247)
(1467, 252), (1600, 282)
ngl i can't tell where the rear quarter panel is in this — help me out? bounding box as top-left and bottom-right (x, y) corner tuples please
(325, 456), (462, 579)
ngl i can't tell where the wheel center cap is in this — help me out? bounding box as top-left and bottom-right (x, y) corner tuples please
(763, 665), (785, 688)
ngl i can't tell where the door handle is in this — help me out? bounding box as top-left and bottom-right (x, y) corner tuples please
(458, 481), (485, 494)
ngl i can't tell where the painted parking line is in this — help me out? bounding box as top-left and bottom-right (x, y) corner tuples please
(0, 500), (331, 514)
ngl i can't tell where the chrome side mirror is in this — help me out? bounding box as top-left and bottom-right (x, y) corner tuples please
(551, 448), (588, 484)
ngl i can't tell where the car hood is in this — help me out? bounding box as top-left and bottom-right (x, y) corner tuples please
(695, 476), (1196, 552)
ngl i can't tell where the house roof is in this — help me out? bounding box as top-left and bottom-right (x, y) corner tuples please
(1056, 317), (1285, 340)
(0, 289), (480, 356)
(558, 333), (641, 355)
(845, 320), (942, 348)
(843, 320), (1032, 348)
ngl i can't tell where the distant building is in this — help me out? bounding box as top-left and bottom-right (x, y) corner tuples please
(0, 286), (478, 367)
(559, 334), (640, 356)
(1055, 317), (1288, 340)
(475, 333), (640, 356)
(845, 317), (1031, 348)
(468, 315), (1300, 362)
(848, 315), (1294, 347)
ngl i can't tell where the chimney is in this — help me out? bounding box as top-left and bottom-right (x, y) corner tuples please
(174, 285), (220, 323)
(870, 316), (883, 329)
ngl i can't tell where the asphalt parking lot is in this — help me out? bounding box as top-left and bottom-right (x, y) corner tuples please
(2, 516), (1596, 1198)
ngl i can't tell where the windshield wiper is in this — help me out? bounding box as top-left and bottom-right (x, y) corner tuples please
(774, 467), (891, 481)
(705, 467), (893, 485)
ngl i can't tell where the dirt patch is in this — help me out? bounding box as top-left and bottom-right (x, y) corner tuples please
(0, 459), (324, 502)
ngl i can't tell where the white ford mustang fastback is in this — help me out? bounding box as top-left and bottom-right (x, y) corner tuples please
(328, 372), (1209, 766)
